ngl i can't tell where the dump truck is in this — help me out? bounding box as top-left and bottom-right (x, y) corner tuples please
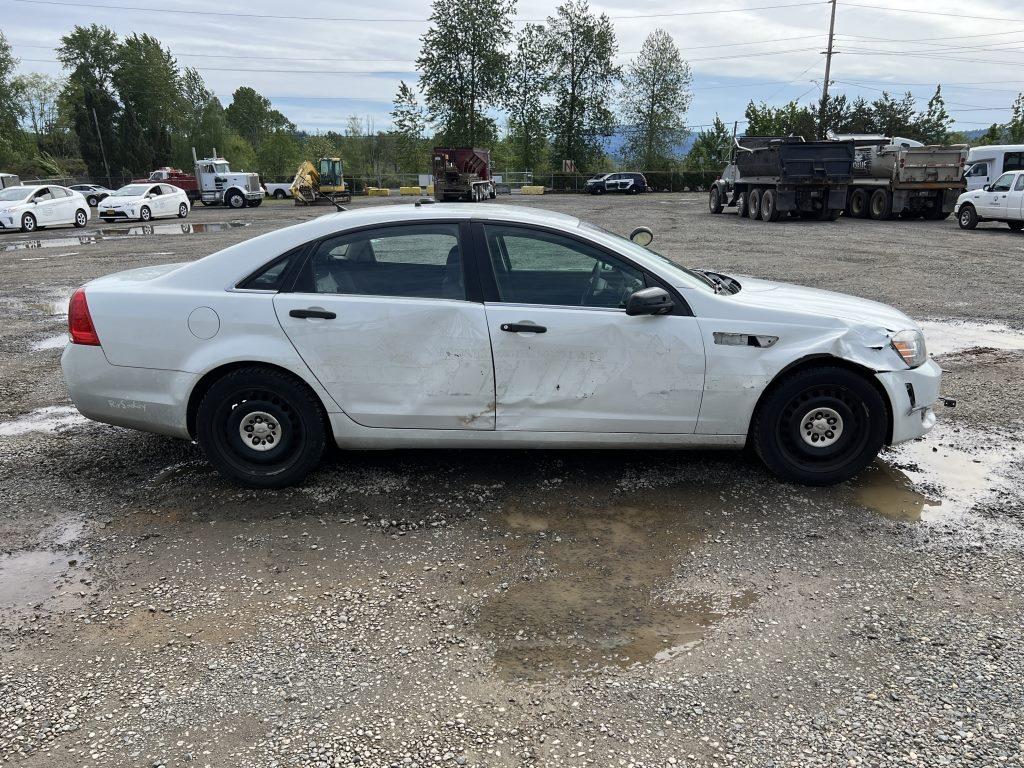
(708, 137), (855, 221)
(836, 135), (967, 220)
(431, 147), (495, 202)
(290, 157), (351, 206)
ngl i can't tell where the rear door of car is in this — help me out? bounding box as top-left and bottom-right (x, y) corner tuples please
(160, 184), (181, 215)
(272, 220), (497, 430)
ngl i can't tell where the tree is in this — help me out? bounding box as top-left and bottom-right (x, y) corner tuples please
(390, 80), (427, 173)
(225, 86), (294, 149)
(257, 130), (300, 180)
(979, 122), (1005, 145)
(57, 25), (121, 180)
(14, 73), (61, 147)
(915, 85), (952, 144)
(503, 23), (552, 171)
(1008, 93), (1024, 143)
(173, 67), (228, 167)
(687, 115), (733, 169)
(545, 0), (619, 172)
(618, 29), (691, 169)
(815, 93), (850, 138)
(871, 91), (916, 138)
(222, 131), (256, 170)
(842, 96), (875, 134)
(416, 0), (513, 146)
(0, 32), (28, 167)
(743, 100), (815, 137)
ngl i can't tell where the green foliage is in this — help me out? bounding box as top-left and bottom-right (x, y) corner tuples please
(1008, 93), (1024, 143)
(915, 86), (953, 144)
(257, 130), (300, 180)
(545, 0), (619, 172)
(390, 80), (427, 173)
(744, 100), (816, 138)
(618, 29), (692, 169)
(416, 0), (514, 146)
(870, 91), (917, 137)
(979, 123), (1005, 145)
(222, 131), (257, 171)
(172, 67), (228, 168)
(687, 116), (733, 170)
(503, 24), (551, 171)
(0, 31), (28, 168)
(225, 87), (294, 149)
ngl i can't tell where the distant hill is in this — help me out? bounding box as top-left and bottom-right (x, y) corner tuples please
(601, 130), (697, 161)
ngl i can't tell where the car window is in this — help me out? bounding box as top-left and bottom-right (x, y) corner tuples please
(32, 187), (53, 201)
(50, 187), (68, 198)
(967, 162), (988, 177)
(296, 223), (465, 300)
(483, 224), (646, 309)
(148, 185), (162, 196)
(1004, 152), (1024, 172)
(237, 247), (305, 291)
(991, 173), (1014, 192)
(160, 184), (178, 195)
(1016, 175), (1024, 192)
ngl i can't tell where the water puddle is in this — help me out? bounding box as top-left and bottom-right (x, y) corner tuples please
(0, 520), (87, 611)
(849, 427), (1017, 524)
(0, 406), (88, 437)
(30, 333), (66, 351)
(1, 221), (250, 252)
(919, 319), (1024, 356)
(477, 500), (756, 680)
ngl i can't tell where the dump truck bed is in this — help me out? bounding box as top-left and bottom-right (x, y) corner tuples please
(735, 138), (854, 185)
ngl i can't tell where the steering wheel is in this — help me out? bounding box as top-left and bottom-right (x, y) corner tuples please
(580, 260), (603, 306)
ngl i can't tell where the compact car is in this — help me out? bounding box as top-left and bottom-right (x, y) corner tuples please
(99, 183), (191, 223)
(0, 185), (90, 232)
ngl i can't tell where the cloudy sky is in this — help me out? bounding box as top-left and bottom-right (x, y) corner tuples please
(4, 0), (1022, 135)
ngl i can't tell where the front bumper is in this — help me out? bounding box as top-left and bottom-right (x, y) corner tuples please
(61, 343), (197, 439)
(875, 358), (943, 445)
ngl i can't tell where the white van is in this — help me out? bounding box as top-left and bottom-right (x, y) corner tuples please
(964, 145), (1024, 191)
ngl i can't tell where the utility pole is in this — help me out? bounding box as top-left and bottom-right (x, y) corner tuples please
(92, 107), (111, 185)
(818, 0), (838, 140)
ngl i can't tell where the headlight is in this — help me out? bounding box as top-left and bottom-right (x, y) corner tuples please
(891, 329), (927, 368)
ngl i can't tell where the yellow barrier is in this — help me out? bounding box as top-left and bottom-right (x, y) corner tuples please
(426, 184), (434, 196)
(366, 187), (392, 197)
(520, 185), (545, 195)
(399, 186), (421, 196)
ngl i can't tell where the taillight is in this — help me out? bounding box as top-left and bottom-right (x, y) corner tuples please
(68, 288), (101, 346)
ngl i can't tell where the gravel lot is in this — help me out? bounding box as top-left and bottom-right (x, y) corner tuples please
(1, 194), (1023, 767)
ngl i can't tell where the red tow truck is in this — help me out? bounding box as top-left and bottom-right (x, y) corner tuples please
(131, 167), (200, 201)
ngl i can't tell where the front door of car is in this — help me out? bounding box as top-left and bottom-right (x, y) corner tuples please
(476, 223), (705, 433)
(1005, 173), (1024, 220)
(29, 187), (59, 224)
(981, 172), (1015, 217)
(273, 221), (497, 430)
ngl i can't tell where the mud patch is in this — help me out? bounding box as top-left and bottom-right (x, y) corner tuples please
(0, 405), (88, 437)
(0, 519), (87, 612)
(1, 221), (250, 251)
(919, 319), (1024, 356)
(477, 500), (756, 680)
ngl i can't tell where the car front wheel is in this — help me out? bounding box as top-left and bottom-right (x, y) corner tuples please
(752, 366), (887, 485)
(21, 212), (36, 232)
(140, 206), (152, 222)
(197, 366), (327, 488)
(957, 204), (978, 229)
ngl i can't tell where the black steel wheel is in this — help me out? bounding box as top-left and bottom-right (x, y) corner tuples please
(748, 188), (762, 220)
(760, 188), (781, 222)
(736, 189), (748, 218)
(869, 188), (893, 220)
(849, 188), (870, 218)
(752, 366), (887, 485)
(197, 367), (327, 488)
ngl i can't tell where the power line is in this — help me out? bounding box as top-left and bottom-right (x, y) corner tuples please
(10, 0), (828, 23)
(840, 2), (1024, 24)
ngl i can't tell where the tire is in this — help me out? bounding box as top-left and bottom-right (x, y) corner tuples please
(748, 188), (762, 220)
(760, 188), (781, 222)
(20, 212), (37, 233)
(1008, 221), (1024, 231)
(226, 191), (245, 209)
(489, 185), (497, 200)
(869, 188), (893, 220)
(87, 195), (98, 207)
(196, 366), (327, 488)
(849, 188), (870, 218)
(709, 186), (724, 214)
(752, 366), (887, 486)
(957, 204), (978, 230)
(74, 209), (88, 228)
(273, 189), (286, 199)
(736, 189), (748, 218)
(140, 205), (152, 222)
(178, 203), (188, 218)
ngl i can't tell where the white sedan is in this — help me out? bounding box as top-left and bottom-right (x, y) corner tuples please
(0, 184), (90, 232)
(61, 204), (943, 488)
(99, 183), (190, 223)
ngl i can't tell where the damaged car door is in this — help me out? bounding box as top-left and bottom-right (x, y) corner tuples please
(477, 223), (706, 432)
(273, 222), (496, 430)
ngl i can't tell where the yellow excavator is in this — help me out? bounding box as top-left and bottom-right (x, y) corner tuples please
(291, 157), (352, 206)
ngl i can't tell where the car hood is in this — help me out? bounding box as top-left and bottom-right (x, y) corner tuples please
(730, 276), (917, 331)
(0, 200), (28, 211)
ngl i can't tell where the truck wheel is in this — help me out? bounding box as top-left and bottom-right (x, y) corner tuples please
(752, 366), (887, 486)
(849, 189), (870, 218)
(760, 189), (781, 222)
(957, 204), (978, 230)
(748, 188), (762, 220)
(869, 189), (893, 220)
(1008, 221), (1024, 231)
(273, 189), (287, 199)
(226, 191), (245, 209)
(736, 190), (748, 218)
(489, 184), (497, 200)
(709, 186), (724, 214)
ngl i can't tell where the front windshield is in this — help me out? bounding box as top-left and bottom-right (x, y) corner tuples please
(111, 184), (150, 197)
(214, 162), (230, 174)
(579, 221), (719, 292)
(0, 188), (30, 202)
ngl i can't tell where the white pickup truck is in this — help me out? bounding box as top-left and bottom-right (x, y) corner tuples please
(955, 169), (1024, 230)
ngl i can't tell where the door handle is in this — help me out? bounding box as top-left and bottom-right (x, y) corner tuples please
(289, 308), (336, 319)
(501, 323), (546, 334)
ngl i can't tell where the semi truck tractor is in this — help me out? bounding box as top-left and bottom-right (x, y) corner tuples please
(708, 137), (855, 221)
(431, 147), (496, 202)
(837, 135), (967, 220)
(191, 148), (263, 208)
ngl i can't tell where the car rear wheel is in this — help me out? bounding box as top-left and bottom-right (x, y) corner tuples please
(273, 189), (287, 199)
(197, 367), (327, 488)
(74, 209), (88, 228)
(20, 212), (36, 232)
(87, 195), (99, 207)
(957, 204), (978, 230)
(752, 366), (887, 485)
(709, 186), (724, 214)
(140, 206), (152, 222)
(178, 203), (188, 218)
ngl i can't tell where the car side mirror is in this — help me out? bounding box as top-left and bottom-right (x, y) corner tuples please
(625, 287), (673, 316)
(983, 185), (991, 192)
(629, 226), (654, 247)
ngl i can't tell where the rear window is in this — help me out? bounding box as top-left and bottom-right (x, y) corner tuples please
(237, 247), (305, 291)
